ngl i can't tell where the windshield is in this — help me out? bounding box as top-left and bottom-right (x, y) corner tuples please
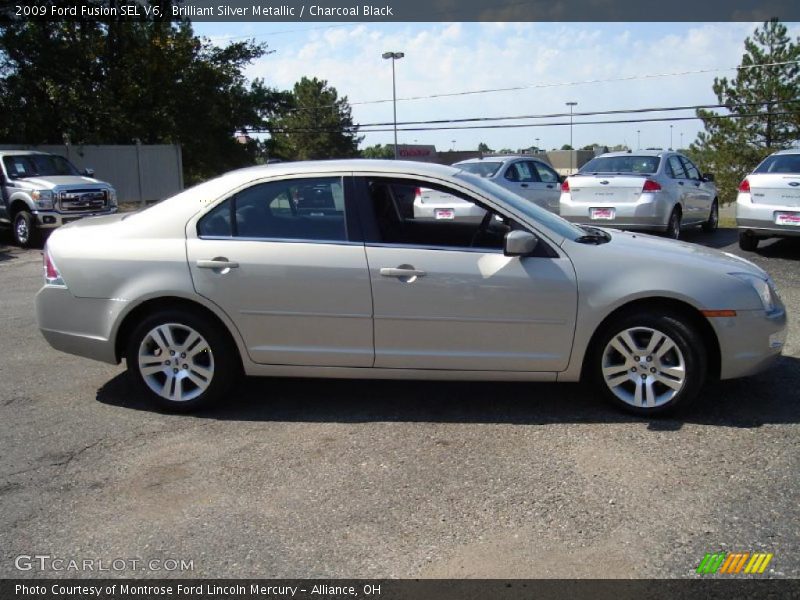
(456, 161), (502, 178)
(455, 172), (585, 241)
(579, 155), (660, 174)
(754, 154), (800, 174)
(3, 154), (81, 178)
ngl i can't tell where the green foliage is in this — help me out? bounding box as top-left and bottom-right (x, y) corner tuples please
(0, 5), (285, 185)
(691, 19), (800, 204)
(269, 77), (362, 161)
(560, 144), (574, 151)
(477, 142), (493, 153)
(361, 143), (394, 159)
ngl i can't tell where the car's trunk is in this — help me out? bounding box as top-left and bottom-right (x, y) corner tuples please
(748, 173), (800, 208)
(567, 175), (648, 204)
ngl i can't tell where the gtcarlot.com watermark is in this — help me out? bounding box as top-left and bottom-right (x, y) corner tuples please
(14, 554), (194, 572)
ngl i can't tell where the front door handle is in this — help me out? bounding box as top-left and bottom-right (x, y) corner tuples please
(197, 258), (239, 269)
(380, 267), (426, 281)
(520, 183), (529, 188)
(547, 184), (555, 188)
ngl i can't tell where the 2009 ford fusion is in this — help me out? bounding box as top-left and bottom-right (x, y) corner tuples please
(36, 160), (786, 415)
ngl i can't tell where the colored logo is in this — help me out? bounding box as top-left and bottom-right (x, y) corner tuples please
(696, 552), (773, 575)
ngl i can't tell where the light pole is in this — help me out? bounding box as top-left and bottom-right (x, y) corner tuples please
(451, 140), (456, 151)
(566, 101), (577, 173)
(535, 137), (540, 153)
(637, 129), (641, 150)
(680, 132), (684, 150)
(669, 124), (673, 150)
(382, 51), (404, 159)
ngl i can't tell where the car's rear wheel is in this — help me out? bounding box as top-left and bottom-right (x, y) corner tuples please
(12, 210), (39, 248)
(738, 231), (759, 251)
(592, 310), (706, 416)
(126, 309), (239, 412)
(702, 200), (719, 233)
(666, 208), (681, 240)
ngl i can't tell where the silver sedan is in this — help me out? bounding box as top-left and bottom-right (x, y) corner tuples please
(36, 160), (786, 416)
(736, 149), (800, 250)
(560, 151), (718, 239)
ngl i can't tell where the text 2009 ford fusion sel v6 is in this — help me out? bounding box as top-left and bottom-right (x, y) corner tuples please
(35, 160), (786, 415)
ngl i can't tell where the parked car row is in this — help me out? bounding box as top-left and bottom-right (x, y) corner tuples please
(36, 159), (787, 417)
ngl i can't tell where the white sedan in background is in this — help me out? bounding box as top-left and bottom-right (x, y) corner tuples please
(736, 149), (800, 250)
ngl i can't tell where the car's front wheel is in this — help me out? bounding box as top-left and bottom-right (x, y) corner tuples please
(702, 200), (719, 233)
(126, 309), (239, 412)
(13, 210), (39, 248)
(592, 310), (707, 416)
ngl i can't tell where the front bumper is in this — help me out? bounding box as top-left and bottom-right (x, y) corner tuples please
(33, 207), (118, 229)
(559, 193), (671, 231)
(736, 195), (800, 238)
(35, 285), (125, 364)
(710, 308), (787, 379)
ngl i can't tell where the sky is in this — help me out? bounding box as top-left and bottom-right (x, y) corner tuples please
(192, 21), (799, 152)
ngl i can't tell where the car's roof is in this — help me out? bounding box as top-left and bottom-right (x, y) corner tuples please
(0, 150), (51, 157)
(232, 159), (462, 179)
(770, 148), (800, 156)
(594, 150), (670, 158)
(455, 155), (545, 165)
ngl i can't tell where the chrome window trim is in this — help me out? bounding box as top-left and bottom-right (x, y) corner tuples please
(197, 235), (361, 247)
(365, 242), (504, 254)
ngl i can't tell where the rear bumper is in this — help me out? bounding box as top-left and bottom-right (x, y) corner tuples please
(736, 195), (800, 238)
(35, 285), (125, 364)
(33, 208), (118, 229)
(559, 193), (671, 230)
(710, 308), (787, 379)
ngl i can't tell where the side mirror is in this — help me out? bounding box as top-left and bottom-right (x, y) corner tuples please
(504, 230), (538, 257)
(703, 173), (715, 182)
(82, 168), (95, 177)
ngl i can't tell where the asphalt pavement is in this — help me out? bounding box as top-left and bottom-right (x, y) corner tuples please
(0, 226), (798, 579)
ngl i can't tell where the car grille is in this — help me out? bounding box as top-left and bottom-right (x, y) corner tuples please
(58, 189), (108, 212)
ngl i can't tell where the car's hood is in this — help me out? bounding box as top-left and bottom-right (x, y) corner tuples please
(13, 175), (108, 189)
(572, 229), (768, 279)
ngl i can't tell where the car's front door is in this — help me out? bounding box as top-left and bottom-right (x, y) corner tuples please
(186, 175), (374, 367)
(679, 155), (714, 221)
(356, 176), (578, 372)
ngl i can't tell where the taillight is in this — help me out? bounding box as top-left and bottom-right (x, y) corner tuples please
(738, 178), (750, 193)
(642, 179), (662, 192)
(560, 179), (570, 192)
(43, 250), (66, 287)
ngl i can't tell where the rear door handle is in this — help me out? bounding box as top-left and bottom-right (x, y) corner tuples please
(197, 258), (239, 269)
(520, 183), (529, 188)
(678, 181), (684, 186)
(546, 184), (555, 188)
(380, 267), (426, 278)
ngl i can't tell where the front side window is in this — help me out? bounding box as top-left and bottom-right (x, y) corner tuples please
(532, 161), (559, 183)
(365, 178), (517, 251)
(197, 177), (347, 241)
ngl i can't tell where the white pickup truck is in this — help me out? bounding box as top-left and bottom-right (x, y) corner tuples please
(0, 150), (117, 247)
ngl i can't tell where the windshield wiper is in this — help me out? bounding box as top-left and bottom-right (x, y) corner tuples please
(575, 225), (611, 245)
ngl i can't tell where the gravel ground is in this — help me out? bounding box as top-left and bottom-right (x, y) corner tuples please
(0, 226), (798, 579)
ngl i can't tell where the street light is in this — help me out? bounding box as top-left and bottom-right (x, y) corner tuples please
(566, 101), (577, 173)
(382, 51), (404, 159)
(680, 132), (684, 149)
(535, 137), (540, 153)
(451, 140), (456, 151)
(637, 129), (641, 150)
(669, 125), (674, 150)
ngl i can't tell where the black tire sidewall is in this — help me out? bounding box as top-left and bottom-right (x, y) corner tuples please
(702, 201), (718, 232)
(125, 308), (238, 412)
(591, 311), (707, 416)
(667, 209), (681, 239)
(738, 231), (758, 251)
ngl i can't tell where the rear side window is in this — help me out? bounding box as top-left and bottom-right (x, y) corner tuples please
(197, 177), (347, 242)
(754, 154), (800, 174)
(667, 156), (687, 179)
(679, 156), (701, 180)
(580, 155), (660, 174)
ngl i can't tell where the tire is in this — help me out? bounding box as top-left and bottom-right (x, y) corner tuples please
(591, 309), (707, 416)
(125, 308), (240, 412)
(702, 200), (718, 233)
(738, 231), (759, 251)
(665, 208), (681, 240)
(12, 210), (39, 248)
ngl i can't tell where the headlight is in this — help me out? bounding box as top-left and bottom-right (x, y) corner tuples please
(108, 188), (118, 207)
(31, 190), (54, 210)
(729, 272), (779, 313)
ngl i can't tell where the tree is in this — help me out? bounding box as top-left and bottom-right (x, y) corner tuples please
(269, 77), (362, 161)
(560, 144), (574, 151)
(0, 5), (285, 184)
(477, 142), (493, 153)
(361, 144), (394, 159)
(691, 19), (800, 204)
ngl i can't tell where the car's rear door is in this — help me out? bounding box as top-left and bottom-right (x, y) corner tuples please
(666, 155), (696, 221)
(186, 174), (374, 367)
(355, 175), (578, 372)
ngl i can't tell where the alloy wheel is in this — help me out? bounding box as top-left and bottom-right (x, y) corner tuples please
(14, 215), (29, 245)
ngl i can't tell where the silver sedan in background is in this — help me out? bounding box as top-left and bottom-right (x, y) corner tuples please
(736, 149), (800, 251)
(36, 160), (785, 417)
(560, 151), (718, 239)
